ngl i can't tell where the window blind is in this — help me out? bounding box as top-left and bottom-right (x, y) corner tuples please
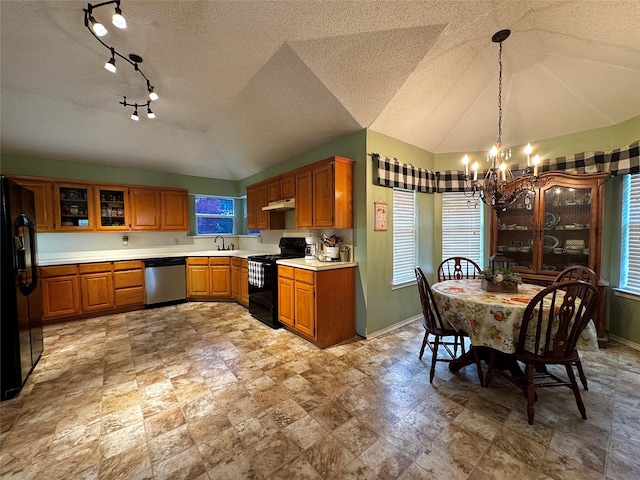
(441, 192), (482, 266)
(392, 188), (416, 286)
(621, 175), (640, 295)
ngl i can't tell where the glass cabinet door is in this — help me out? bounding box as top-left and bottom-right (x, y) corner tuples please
(56, 184), (93, 230)
(495, 193), (536, 274)
(95, 186), (129, 230)
(541, 185), (592, 274)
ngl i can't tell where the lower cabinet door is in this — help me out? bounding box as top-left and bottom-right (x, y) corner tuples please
(80, 273), (114, 312)
(294, 281), (315, 338)
(278, 276), (295, 327)
(187, 266), (210, 298)
(42, 275), (81, 319)
(115, 286), (145, 307)
(210, 266), (231, 297)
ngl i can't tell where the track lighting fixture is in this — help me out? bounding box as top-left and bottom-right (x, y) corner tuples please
(83, 1), (159, 120)
(111, 5), (127, 29)
(89, 15), (107, 37)
(104, 48), (116, 73)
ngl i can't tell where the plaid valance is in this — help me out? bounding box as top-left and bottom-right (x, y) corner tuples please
(373, 141), (639, 193)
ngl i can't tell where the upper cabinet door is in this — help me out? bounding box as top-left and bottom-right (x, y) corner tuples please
(161, 189), (189, 231)
(295, 170), (313, 228)
(281, 174), (295, 199)
(312, 163), (334, 228)
(255, 184), (269, 230)
(54, 183), (95, 231)
(95, 186), (129, 231)
(129, 187), (161, 230)
(246, 186), (257, 230)
(12, 178), (54, 232)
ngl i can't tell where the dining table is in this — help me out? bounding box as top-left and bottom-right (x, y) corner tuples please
(430, 278), (599, 379)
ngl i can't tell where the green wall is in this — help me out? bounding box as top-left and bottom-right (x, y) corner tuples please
(365, 130), (435, 335)
(0, 153), (240, 197)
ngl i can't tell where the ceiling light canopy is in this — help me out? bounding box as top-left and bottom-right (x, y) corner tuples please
(463, 29), (547, 215)
(83, 1), (159, 120)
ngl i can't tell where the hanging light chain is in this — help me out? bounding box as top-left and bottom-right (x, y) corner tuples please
(497, 40), (503, 146)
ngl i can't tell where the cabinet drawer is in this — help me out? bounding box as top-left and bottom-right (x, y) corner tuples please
(115, 286), (145, 306)
(278, 265), (295, 280)
(40, 265), (79, 277)
(209, 257), (230, 265)
(187, 257), (208, 266)
(114, 260), (143, 271)
(79, 262), (113, 274)
(114, 269), (144, 289)
(294, 268), (314, 284)
(232, 257), (247, 267)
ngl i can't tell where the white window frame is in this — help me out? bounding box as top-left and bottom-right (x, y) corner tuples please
(392, 188), (417, 287)
(194, 194), (236, 235)
(618, 174), (640, 298)
(441, 192), (483, 267)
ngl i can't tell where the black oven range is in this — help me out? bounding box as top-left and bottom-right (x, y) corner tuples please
(247, 237), (306, 328)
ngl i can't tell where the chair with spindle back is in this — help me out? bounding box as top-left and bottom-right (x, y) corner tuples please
(437, 257), (481, 282)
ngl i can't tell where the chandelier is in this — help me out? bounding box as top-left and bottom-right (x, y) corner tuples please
(463, 29), (546, 214)
(83, 1), (159, 120)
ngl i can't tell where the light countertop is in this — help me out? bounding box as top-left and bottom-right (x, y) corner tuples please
(277, 257), (357, 271)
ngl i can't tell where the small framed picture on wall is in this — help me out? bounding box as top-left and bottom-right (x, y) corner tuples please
(374, 201), (387, 231)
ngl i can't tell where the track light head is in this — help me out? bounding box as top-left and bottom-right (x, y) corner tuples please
(131, 108), (139, 121)
(112, 5), (127, 29)
(148, 87), (158, 101)
(89, 15), (108, 37)
(147, 106), (155, 119)
(104, 57), (117, 73)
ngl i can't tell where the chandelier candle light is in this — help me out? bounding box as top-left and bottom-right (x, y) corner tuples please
(83, 1), (159, 120)
(463, 29), (547, 214)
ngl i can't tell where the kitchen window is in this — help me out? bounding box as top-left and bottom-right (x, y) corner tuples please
(620, 174), (640, 297)
(441, 192), (483, 267)
(392, 188), (416, 287)
(194, 195), (235, 235)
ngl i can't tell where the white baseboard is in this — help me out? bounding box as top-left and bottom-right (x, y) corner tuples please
(365, 315), (422, 339)
(609, 334), (640, 352)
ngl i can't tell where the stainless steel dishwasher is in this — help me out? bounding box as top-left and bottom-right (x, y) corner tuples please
(143, 257), (187, 308)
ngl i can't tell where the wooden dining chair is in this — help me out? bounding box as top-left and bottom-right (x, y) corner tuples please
(415, 267), (470, 383)
(553, 265), (598, 390)
(485, 280), (599, 425)
(437, 257), (481, 282)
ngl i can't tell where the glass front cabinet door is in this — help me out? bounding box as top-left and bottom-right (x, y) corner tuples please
(54, 183), (95, 231)
(491, 171), (609, 281)
(95, 186), (129, 230)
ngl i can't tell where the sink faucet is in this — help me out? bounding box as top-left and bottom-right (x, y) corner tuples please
(214, 235), (225, 251)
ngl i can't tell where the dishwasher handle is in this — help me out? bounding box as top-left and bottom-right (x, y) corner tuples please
(143, 257), (186, 268)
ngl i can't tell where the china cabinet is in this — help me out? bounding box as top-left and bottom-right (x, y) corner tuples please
(490, 171), (609, 343)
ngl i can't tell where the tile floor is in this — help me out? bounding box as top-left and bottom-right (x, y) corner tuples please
(1, 302), (639, 479)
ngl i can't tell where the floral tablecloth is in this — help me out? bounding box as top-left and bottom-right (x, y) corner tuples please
(431, 279), (599, 354)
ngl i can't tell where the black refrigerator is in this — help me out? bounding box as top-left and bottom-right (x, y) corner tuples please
(1, 176), (43, 401)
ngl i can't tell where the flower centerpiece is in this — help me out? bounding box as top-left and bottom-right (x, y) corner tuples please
(479, 267), (522, 293)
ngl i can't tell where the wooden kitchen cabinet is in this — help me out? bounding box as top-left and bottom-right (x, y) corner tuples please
(490, 171), (609, 344)
(186, 257), (231, 299)
(10, 177), (54, 232)
(95, 185), (129, 231)
(54, 182), (95, 231)
(231, 258), (249, 306)
(210, 258), (231, 298)
(295, 156), (354, 229)
(268, 179), (281, 202)
(40, 265), (81, 320)
(129, 187), (161, 230)
(113, 260), (145, 307)
(187, 257), (210, 298)
(280, 174), (295, 199)
(161, 189), (189, 231)
(278, 264), (356, 348)
(79, 263), (114, 313)
(246, 182), (284, 231)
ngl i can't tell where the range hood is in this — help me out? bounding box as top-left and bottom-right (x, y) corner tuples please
(262, 198), (296, 211)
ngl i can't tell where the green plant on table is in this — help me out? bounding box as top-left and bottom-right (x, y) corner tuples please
(479, 268), (522, 286)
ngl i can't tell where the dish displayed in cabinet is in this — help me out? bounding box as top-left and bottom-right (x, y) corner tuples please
(543, 235), (560, 249)
(544, 212), (560, 229)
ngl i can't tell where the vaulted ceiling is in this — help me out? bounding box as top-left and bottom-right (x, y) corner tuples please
(2, 1), (639, 180)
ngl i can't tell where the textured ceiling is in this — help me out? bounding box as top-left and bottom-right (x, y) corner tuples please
(1, 1), (639, 181)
